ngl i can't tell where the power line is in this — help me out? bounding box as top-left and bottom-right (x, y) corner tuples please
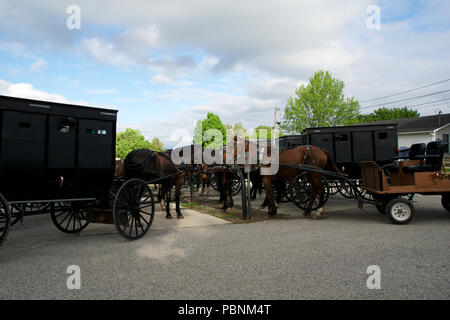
(360, 78), (450, 103)
(360, 89), (450, 110)
(406, 97), (450, 108)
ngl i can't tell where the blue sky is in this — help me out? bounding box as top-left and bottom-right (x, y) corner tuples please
(0, 0), (449, 148)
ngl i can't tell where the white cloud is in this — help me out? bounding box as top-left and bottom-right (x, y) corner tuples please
(82, 38), (131, 68)
(29, 58), (47, 72)
(87, 88), (117, 95)
(0, 79), (85, 105)
(150, 74), (174, 86)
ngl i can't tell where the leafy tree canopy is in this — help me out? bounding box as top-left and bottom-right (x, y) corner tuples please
(148, 137), (165, 152)
(280, 70), (360, 134)
(358, 106), (420, 123)
(254, 125), (274, 140)
(116, 128), (150, 159)
(193, 112), (227, 149)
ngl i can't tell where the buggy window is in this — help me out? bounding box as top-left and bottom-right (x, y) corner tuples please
(335, 133), (348, 141)
(378, 132), (388, 140)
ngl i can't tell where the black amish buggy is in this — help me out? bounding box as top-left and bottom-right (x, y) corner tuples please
(300, 123), (399, 176)
(275, 124), (399, 204)
(0, 95), (157, 246)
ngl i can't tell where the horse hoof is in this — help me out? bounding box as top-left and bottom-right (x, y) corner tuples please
(166, 215), (173, 219)
(225, 207), (233, 213)
(177, 214), (184, 219)
(313, 214), (321, 219)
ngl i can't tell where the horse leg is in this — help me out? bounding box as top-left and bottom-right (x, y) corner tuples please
(165, 185), (173, 219)
(227, 172), (234, 210)
(262, 175), (277, 216)
(201, 175), (205, 194)
(261, 194), (268, 208)
(222, 172), (230, 211)
(159, 184), (166, 211)
(175, 176), (184, 219)
(216, 172), (225, 203)
(313, 175), (325, 219)
(303, 173), (318, 217)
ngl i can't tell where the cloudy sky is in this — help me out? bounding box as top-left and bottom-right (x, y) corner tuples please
(1, 0), (449, 148)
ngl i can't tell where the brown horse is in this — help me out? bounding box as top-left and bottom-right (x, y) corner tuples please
(200, 164), (211, 194)
(123, 149), (185, 219)
(262, 145), (339, 218)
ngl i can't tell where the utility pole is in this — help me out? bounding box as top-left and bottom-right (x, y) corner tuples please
(273, 107), (280, 130)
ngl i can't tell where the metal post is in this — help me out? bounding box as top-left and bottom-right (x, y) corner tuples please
(189, 166), (194, 202)
(247, 169), (251, 220)
(237, 167), (247, 220)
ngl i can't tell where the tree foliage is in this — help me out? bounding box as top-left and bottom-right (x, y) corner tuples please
(193, 112), (227, 149)
(148, 137), (165, 152)
(254, 125), (274, 140)
(280, 70), (360, 134)
(358, 107), (420, 123)
(116, 128), (150, 159)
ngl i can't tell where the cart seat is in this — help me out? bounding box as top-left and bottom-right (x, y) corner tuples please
(403, 141), (446, 173)
(383, 143), (426, 173)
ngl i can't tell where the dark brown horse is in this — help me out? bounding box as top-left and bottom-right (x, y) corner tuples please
(200, 164), (211, 194)
(262, 145), (339, 218)
(123, 149), (185, 219)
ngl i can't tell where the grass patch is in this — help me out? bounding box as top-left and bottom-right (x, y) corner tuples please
(180, 193), (292, 223)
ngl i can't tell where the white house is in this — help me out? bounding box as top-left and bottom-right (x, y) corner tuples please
(358, 113), (450, 155)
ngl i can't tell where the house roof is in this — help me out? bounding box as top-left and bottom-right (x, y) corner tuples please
(355, 113), (450, 133)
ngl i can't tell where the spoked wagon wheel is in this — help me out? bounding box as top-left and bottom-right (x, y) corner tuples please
(355, 180), (373, 201)
(210, 172), (218, 191)
(10, 202), (51, 226)
(273, 180), (291, 203)
(291, 172), (329, 211)
(231, 174), (242, 196)
(337, 179), (358, 199)
(0, 193), (11, 246)
(51, 201), (90, 234)
(328, 180), (340, 196)
(113, 179), (155, 240)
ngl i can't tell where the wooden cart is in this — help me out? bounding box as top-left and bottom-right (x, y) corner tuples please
(359, 140), (450, 224)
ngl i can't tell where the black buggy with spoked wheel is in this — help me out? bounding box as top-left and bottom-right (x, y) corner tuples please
(0, 95), (157, 247)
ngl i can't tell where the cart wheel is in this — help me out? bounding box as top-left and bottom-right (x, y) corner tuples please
(338, 179), (357, 199)
(328, 180), (340, 196)
(291, 173), (329, 211)
(273, 180), (291, 203)
(0, 194), (11, 247)
(210, 172), (218, 191)
(442, 193), (450, 212)
(113, 179), (155, 240)
(231, 174), (242, 196)
(51, 202), (90, 234)
(386, 198), (414, 224)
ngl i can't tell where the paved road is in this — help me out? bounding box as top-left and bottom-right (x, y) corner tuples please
(0, 195), (449, 299)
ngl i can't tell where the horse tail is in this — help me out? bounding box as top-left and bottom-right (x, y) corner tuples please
(322, 148), (341, 174)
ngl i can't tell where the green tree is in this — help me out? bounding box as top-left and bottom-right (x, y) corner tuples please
(148, 137), (165, 152)
(193, 112), (227, 149)
(254, 125), (274, 140)
(358, 107), (420, 123)
(116, 128), (150, 159)
(280, 70), (360, 134)
(225, 122), (251, 139)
